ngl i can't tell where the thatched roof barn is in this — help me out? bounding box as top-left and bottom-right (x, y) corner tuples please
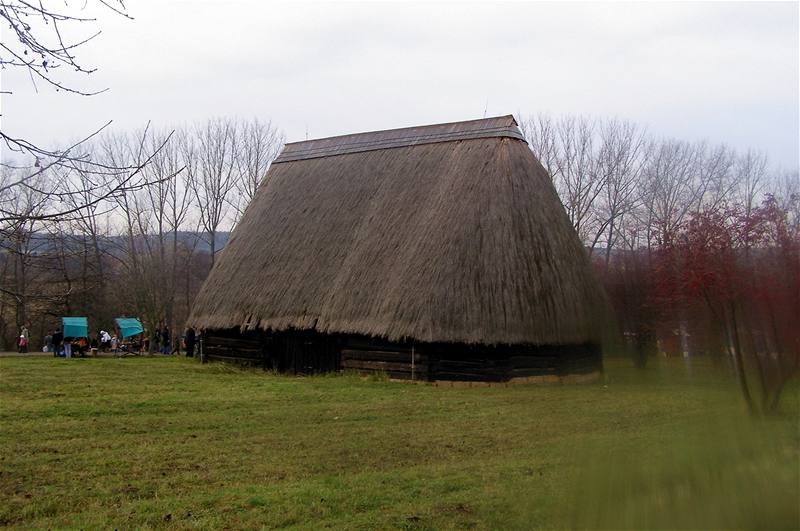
(189, 115), (605, 382)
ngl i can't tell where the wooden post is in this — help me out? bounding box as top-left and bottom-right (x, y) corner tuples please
(411, 343), (415, 381)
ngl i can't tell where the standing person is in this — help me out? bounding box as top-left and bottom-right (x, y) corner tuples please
(77, 337), (87, 357)
(171, 329), (181, 355)
(153, 325), (162, 354)
(44, 333), (53, 354)
(100, 330), (111, 351)
(185, 327), (196, 358)
(52, 328), (63, 357)
(18, 325), (29, 353)
(162, 326), (171, 355)
(63, 337), (72, 359)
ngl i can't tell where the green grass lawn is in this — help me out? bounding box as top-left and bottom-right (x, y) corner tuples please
(1, 356), (797, 529)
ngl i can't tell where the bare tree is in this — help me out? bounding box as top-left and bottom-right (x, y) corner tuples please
(734, 149), (769, 217)
(231, 118), (283, 224)
(638, 139), (706, 249)
(60, 158), (116, 323)
(94, 130), (178, 343)
(522, 114), (561, 185)
(143, 128), (192, 337)
(0, 166), (54, 342)
(590, 119), (648, 265)
(1, 1), (176, 231)
(186, 118), (240, 269)
(770, 169), (799, 233)
(525, 114), (605, 243)
(0, 0), (130, 97)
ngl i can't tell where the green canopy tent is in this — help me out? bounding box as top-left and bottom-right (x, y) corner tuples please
(62, 317), (88, 339)
(115, 317), (144, 339)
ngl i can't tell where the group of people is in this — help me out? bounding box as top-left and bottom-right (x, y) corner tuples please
(15, 323), (201, 358)
(125, 325), (199, 357)
(98, 330), (121, 352)
(142, 324), (199, 357)
(17, 324), (79, 357)
(150, 324), (172, 355)
(43, 328), (89, 358)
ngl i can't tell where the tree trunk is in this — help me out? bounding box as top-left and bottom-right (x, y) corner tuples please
(729, 303), (756, 415)
(208, 230), (216, 270)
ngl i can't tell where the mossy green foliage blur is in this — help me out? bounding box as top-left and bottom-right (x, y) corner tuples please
(0, 356), (797, 529)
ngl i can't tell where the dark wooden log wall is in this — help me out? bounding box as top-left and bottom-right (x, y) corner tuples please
(341, 335), (429, 380)
(200, 329), (601, 381)
(431, 343), (601, 382)
(202, 329), (340, 373)
(202, 331), (264, 366)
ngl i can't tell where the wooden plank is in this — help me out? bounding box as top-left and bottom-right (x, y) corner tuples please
(342, 359), (427, 373)
(437, 359), (506, 369)
(205, 336), (261, 348)
(204, 344), (262, 353)
(437, 360), (509, 372)
(341, 349), (425, 363)
(205, 347), (262, 355)
(204, 347), (263, 359)
(343, 338), (414, 353)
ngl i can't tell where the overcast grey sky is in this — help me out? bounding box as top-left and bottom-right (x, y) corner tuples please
(2, 1), (798, 169)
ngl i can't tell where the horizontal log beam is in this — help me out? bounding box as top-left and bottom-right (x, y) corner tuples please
(205, 336), (262, 348)
(341, 349), (425, 363)
(343, 338), (414, 352)
(342, 359), (428, 373)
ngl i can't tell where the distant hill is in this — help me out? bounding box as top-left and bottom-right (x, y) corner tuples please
(172, 231), (230, 253)
(5, 231), (230, 255)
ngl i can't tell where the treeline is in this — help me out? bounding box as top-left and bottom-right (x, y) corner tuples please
(0, 117), (282, 351)
(522, 114), (799, 413)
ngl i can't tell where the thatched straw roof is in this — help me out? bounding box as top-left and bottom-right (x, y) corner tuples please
(190, 115), (605, 345)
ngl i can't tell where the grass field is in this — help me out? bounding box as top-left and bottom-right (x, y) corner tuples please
(1, 355), (797, 529)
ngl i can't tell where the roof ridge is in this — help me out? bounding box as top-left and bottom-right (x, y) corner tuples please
(274, 115), (525, 163)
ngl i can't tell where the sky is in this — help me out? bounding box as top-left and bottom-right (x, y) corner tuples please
(2, 1), (799, 170)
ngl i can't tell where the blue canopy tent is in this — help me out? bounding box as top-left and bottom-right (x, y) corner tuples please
(115, 317), (144, 339)
(62, 317), (88, 339)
